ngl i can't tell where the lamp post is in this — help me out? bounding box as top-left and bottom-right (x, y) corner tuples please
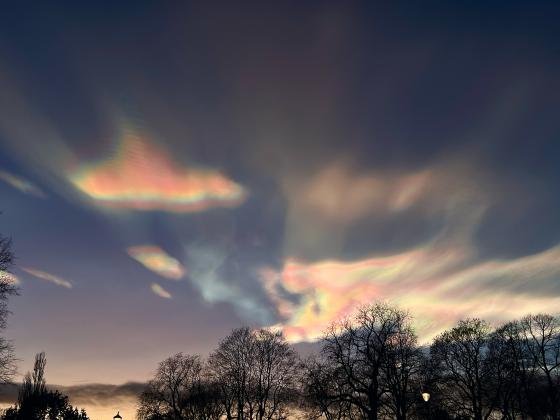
(113, 412), (122, 420)
(421, 392), (431, 419)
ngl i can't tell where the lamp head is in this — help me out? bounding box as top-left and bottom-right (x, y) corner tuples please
(422, 392), (430, 402)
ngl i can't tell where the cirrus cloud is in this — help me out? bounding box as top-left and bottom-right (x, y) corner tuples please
(0, 170), (45, 198)
(21, 267), (72, 289)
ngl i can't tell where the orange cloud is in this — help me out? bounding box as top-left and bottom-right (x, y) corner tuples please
(68, 130), (246, 212)
(127, 245), (185, 280)
(151, 283), (172, 299)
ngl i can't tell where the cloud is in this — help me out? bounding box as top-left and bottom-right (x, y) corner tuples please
(185, 244), (273, 323)
(0, 382), (144, 420)
(262, 243), (560, 343)
(151, 283), (172, 299)
(0, 170), (45, 197)
(21, 268), (72, 288)
(263, 222), (560, 344)
(282, 162), (432, 225)
(279, 159), (494, 260)
(127, 245), (186, 280)
(67, 128), (247, 212)
(260, 159), (560, 343)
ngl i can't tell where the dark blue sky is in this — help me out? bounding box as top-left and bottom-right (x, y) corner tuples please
(0, 1), (559, 389)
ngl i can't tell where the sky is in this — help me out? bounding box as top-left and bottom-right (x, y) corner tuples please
(0, 0), (559, 400)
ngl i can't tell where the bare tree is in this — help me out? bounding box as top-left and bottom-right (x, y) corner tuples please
(0, 233), (18, 382)
(208, 327), (254, 420)
(208, 327), (298, 420)
(138, 353), (221, 420)
(491, 320), (541, 420)
(319, 302), (416, 420)
(521, 313), (560, 420)
(430, 319), (500, 420)
(301, 356), (358, 420)
(382, 320), (423, 420)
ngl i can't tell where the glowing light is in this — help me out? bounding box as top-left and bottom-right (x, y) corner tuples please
(151, 283), (172, 299)
(127, 245), (185, 280)
(0, 271), (20, 285)
(68, 131), (246, 212)
(0, 170), (45, 197)
(21, 267), (72, 288)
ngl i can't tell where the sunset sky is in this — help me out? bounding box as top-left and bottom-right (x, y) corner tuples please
(0, 2), (559, 410)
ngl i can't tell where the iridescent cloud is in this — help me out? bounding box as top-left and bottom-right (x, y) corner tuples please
(21, 267), (72, 288)
(263, 160), (560, 343)
(127, 245), (185, 280)
(262, 244), (560, 343)
(68, 130), (246, 212)
(151, 283), (172, 299)
(0, 170), (45, 197)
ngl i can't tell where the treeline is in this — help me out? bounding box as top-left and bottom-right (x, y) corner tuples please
(139, 303), (560, 420)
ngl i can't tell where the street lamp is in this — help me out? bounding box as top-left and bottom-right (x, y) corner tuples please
(113, 412), (122, 420)
(421, 392), (431, 419)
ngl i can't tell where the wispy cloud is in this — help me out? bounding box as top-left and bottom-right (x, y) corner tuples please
(151, 283), (172, 299)
(128, 245), (185, 280)
(262, 159), (560, 343)
(0, 170), (45, 197)
(185, 244), (273, 323)
(68, 128), (247, 212)
(279, 159), (493, 260)
(282, 162), (431, 226)
(21, 268), (72, 288)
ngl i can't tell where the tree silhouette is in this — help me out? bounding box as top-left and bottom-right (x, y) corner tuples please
(490, 321), (536, 419)
(0, 231), (18, 383)
(3, 352), (89, 420)
(301, 355), (358, 420)
(138, 353), (221, 420)
(521, 313), (560, 419)
(382, 315), (423, 420)
(208, 327), (298, 420)
(430, 319), (504, 420)
(315, 303), (419, 420)
(142, 304), (560, 420)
